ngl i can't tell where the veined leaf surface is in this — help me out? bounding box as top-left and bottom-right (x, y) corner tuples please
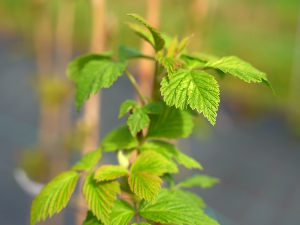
(127, 108), (150, 137)
(161, 69), (220, 125)
(75, 60), (126, 110)
(30, 171), (79, 225)
(128, 151), (170, 202)
(128, 14), (165, 52)
(141, 101), (162, 114)
(138, 189), (204, 225)
(205, 56), (273, 92)
(126, 22), (155, 47)
(82, 173), (120, 225)
(109, 200), (135, 225)
(147, 102), (194, 139)
(67, 53), (112, 82)
(140, 140), (202, 170)
(94, 165), (129, 181)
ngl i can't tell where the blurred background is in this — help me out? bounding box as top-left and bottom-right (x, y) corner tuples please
(0, 0), (300, 224)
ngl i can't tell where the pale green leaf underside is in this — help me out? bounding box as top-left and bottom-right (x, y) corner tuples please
(139, 144), (178, 173)
(129, 171), (162, 202)
(177, 174), (220, 189)
(161, 69), (220, 125)
(127, 108), (150, 137)
(128, 13), (165, 52)
(205, 56), (273, 92)
(129, 151), (171, 202)
(173, 189), (206, 208)
(119, 100), (139, 118)
(109, 200), (135, 225)
(83, 211), (104, 225)
(138, 189), (204, 225)
(141, 101), (162, 114)
(30, 171), (79, 225)
(147, 101), (194, 139)
(83, 173), (120, 225)
(67, 53), (112, 82)
(118, 44), (154, 61)
(94, 165), (129, 181)
(71, 148), (102, 171)
(126, 22), (155, 47)
(131, 150), (170, 175)
(75, 60), (126, 110)
(140, 140), (202, 170)
(101, 124), (139, 152)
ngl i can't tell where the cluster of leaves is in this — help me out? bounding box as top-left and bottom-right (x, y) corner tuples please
(30, 13), (272, 225)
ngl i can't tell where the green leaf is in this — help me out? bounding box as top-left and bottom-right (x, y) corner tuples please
(131, 150), (170, 175)
(173, 189), (206, 208)
(138, 189), (204, 225)
(67, 53), (112, 82)
(177, 174), (220, 189)
(177, 36), (191, 56)
(83, 211), (104, 225)
(128, 14), (165, 52)
(126, 22), (155, 47)
(127, 108), (150, 137)
(129, 171), (162, 203)
(132, 223), (151, 225)
(161, 69), (220, 125)
(156, 53), (184, 77)
(119, 100), (139, 118)
(141, 101), (162, 114)
(129, 151), (170, 202)
(118, 44), (154, 61)
(101, 124), (139, 152)
(140, 140), (202, 170)
(139, 141), (178, 173)
(94, 165), (129, 181)
(75, 60), (126, 111)
(205, 56), (273, 92)
(109, 200), (135, 225)
(83, 173), (120, 225)
(71, 148), (102, 171)
(197, 214), (220, 225)
(30, 171), (79, 225)
(167, 36), (178, 57)
(180, 55), (206, 70)
(146, 102), (194, 139)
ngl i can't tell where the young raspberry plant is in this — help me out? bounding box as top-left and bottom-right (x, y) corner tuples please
(30, 13), (272, 225)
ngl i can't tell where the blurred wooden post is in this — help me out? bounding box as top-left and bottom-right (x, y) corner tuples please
(82, 0), (106, 154)
(76, 1), (106, 224)
(55, 0), (76, 142)
(137, 0), (161, 99)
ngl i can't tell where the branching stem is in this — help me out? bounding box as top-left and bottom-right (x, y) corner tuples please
(125, 69), (146, 105)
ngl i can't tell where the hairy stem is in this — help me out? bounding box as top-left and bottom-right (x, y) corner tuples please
(125, 70), (146, 105)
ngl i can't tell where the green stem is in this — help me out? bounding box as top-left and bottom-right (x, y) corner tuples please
(125, 69), (146, 105)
